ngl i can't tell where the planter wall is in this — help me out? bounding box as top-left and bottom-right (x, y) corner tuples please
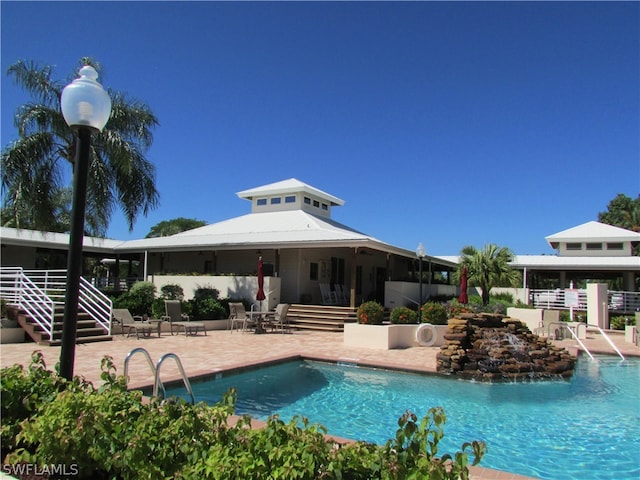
(0, 328), (25, 344)
(148, 275), (281, 311)
(343, 323), (447, 350)
(507, 307), (560, 333)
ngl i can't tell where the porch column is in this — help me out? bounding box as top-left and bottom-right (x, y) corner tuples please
(350, 248), (357, 307)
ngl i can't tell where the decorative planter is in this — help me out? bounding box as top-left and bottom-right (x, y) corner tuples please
(0, 327), (25, 344)
(343, 323), (447, 350)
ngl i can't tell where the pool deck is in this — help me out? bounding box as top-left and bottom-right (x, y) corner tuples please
(1, 327), (638, 480)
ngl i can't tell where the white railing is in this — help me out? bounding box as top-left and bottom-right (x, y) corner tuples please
(530, 288), (640, 313)
(79, 277), (113, 334)
(0, 267), (113, 338)
(0, 267), (55, 339)
(530, 289), (588, 311)
(607, 291), (640, 313)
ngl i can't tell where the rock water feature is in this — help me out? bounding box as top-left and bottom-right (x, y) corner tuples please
(436, 313), (576, 382)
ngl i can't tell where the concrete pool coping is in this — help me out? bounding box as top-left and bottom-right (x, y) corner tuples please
(2, 329), (638, 480)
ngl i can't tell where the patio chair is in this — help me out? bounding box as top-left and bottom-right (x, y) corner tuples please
(264, 303), (290, 333)
(112, 308), (154, 339)
(229, 302), (256, 333)
(162, 300), (206, 336)
(319, 283), (337, 305)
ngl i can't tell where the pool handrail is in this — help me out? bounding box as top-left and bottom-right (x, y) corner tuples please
(548, 321), (595, 361)
(155, 352), (195, 404)
(587, 324), (625, 361)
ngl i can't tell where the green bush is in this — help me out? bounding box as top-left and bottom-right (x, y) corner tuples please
(390, 306), (418, 324)
(357, 301), (385, 325)
(113, 281), (156, 316)
(159, 283), (184, 300)
(190, 285), (226, 320)
(610, 315), (635, 330)
(421, 302), (448, 325)
(1, 353), (486, 479)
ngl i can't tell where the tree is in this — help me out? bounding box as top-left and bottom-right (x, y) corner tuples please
(1, 58), (160, 236)
(598, 193), (640, 233)
(457, 244), (520, 305)
(146, 217), (206, 238)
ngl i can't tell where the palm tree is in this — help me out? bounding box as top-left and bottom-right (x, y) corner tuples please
(458, 244), (520, 305)
(1, 58), (159, 236)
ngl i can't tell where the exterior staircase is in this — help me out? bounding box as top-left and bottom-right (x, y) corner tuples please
(1, 268), (113, 346)
(12, 305), (112, 346)
(287, 304), (358, 331)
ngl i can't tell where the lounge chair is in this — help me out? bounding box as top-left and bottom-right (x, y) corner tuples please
(162, 300), (206, 336)
(229, 302), (257, 333)
(264, 303), (290, 333)
(112, 308), (154, 339)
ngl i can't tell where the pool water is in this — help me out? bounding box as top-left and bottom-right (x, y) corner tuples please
(167, 356), (640, 480)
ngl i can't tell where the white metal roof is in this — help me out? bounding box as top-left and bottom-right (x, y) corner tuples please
(545, 221), (640, 245)
(236, 178), (345, 206)
(435, 254), (640, 271)
(511, 254), (640, 271)
(0, 227), (123, 252)
(115, 210), (448, 263)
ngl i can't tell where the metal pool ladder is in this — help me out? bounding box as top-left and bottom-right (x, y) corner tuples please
(124, 347), (195, 404)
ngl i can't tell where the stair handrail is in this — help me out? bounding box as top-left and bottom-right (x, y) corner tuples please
(0, 267), (54, 340)
(587, 324), (625, 361)
(7, 268), (113, 336)
(79, 277), (113, 335)
(155, 353), (195, 404)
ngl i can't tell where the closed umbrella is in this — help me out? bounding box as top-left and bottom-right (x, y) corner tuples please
(257, 256), (266, 303)
(255, 256), (267, 333)
(458, 266), (468, 304)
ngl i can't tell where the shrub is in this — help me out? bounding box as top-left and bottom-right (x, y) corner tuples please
(113, 281), (156, 316)
(357, 301), (385, 325)
(190, 285), (226, 320)
(390, 306), (418, 324)
(421, 302), (448, 325)
(0, 352), (69, 454)
(610, 315), (635, 330)
(2, 353), (486, 479)
(193, 298), (227, 320)
(159, 283), (184, 300)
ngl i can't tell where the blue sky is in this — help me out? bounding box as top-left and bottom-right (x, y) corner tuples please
(2, 1), (638, 256)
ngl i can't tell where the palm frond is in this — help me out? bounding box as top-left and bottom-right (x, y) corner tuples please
(7, 60), (62, 107)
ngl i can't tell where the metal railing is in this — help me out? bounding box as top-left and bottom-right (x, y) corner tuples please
(531, 288), (640, 313)
(0, 267), (113, 339)
(0, 267), (55, 339)
(123, 348), (195, 404)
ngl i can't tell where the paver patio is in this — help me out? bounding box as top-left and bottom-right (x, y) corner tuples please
(1, 328), (638, 480)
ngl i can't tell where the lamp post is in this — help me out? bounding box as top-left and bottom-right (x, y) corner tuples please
(59, 66), (111, 380)
(416, 242), (426, 320)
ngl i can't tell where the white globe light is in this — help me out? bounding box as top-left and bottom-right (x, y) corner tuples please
(416, 242), (426, 258)
(61, 66), (112, 131)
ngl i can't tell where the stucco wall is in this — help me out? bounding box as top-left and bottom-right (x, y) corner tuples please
(147, 275), (281, 310)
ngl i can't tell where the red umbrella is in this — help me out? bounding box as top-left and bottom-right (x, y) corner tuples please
(256, 256), (266, 303)
(458, 266), (468, 304)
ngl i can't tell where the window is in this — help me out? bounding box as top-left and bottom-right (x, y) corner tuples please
(285, 195), (296, 203)
(257, 198), (267, 206)
(321, 203), (328, 211)
(586, 243), (602, 251)
(566, 243), (582, 251)
(304, 197), (311, 205)
(607, 242), (623, 250)
(310, 262), (318, 281)
(313, 200), (320, 207)
(271, 197), (281, 204)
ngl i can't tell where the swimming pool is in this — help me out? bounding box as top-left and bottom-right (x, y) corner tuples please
(166, 355), (640, 480)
